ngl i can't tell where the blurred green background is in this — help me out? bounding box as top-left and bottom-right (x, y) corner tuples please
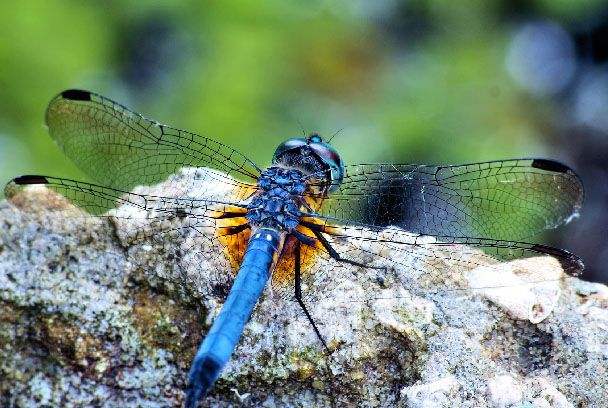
(1, 0), (606, 282)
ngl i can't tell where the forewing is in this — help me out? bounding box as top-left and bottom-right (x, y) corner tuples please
(319, 159), (583, 241)
(45, 89), (261, 194)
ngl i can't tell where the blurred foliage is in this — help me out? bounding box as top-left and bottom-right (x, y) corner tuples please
(0, 0), (596, 178)
(0, 0), (606, 280)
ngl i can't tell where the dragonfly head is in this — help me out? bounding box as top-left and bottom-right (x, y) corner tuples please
(272, 133), (344, 192)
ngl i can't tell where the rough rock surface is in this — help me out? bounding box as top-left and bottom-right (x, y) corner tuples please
(0, 175), (606, 408)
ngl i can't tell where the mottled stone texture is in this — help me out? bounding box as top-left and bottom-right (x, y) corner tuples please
(0, 181), (606, 408)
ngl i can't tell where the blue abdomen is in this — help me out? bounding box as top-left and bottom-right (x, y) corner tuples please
(184, 227), (284, 408)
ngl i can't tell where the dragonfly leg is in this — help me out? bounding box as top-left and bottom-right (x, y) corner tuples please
(312, 229), (386, 271)
(294, 240), (332, 355)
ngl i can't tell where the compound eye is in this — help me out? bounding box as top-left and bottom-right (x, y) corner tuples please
(308, 140), (344, 193)
(272, 138), (307, 164)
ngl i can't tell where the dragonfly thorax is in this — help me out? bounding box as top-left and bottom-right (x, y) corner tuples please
(246, 167), (309, 231)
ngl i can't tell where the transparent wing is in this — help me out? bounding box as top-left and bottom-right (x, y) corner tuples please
(45, 89), (261, 194)
(271, 217), (584, 306)
(317, 159), (583, 241)
(5, 174), (255, 298)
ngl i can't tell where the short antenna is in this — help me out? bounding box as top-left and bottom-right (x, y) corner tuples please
(297, 120), (307, 137)
(327, 128), (344, 144)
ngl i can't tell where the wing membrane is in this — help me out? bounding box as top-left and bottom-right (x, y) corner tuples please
(46, 89), (261, 193)
(5, 173), (254, 217)
(4, 174), (253, 298)
(274, 217), (583, 306)
(318, 159), (583, 241)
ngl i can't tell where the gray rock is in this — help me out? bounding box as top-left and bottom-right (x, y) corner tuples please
(1, 171), (606, 407)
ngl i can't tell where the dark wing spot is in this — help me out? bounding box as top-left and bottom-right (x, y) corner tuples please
(61, 89), (92, 101)
(532, 244), (584, 277)
(12, 175), (49, 185)
(531, 159), (569, 173)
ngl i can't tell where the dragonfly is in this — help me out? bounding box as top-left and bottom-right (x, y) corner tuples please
(5, 90), (584, 408)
